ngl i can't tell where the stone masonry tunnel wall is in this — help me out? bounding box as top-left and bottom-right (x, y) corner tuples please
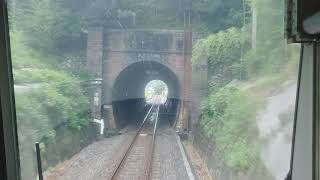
(87, 28), (205, 131)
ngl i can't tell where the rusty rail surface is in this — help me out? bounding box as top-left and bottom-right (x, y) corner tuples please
(110, 105), (159, 180)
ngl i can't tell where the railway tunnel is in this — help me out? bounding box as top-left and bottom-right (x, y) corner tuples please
(111, 61), (181, 128)
(87, 29), (193, 131)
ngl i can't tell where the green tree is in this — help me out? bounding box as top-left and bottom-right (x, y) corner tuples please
(244, 0), (299, 77)
(192, 0), (244, 33)
(193, 27), (248, 89)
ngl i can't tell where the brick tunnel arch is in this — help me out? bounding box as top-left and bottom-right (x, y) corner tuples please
(111, 61), (181, 128)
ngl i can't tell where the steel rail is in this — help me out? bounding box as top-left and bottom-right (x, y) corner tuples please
(144, 105), (160, 180)
(110, 105), (155, 180)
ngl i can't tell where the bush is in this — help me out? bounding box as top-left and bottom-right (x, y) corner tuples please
(15, 69), (90, 178)
(192, 27), (250, 89)
(200, 87), (259, 171)
(15, 70), (90, 146)
(11, 31), (90, 130)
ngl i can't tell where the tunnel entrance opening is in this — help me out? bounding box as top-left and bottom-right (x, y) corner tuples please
(145, 80), (168, 105)
(111, 61), (181, 129)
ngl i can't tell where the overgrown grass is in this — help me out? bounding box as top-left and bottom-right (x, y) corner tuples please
(199, 87), (259, 171)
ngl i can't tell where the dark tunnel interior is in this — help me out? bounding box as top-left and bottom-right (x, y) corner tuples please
(111, 61), (181, 128)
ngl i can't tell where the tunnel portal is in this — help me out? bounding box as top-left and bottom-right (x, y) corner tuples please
(112, 61), (181, 128)
(86, 28), (199, 132)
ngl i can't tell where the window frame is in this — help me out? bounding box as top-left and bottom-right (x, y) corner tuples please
(288, 43), (320, 180)
(0, 0), (21, 179)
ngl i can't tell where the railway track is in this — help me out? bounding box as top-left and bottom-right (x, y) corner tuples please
(110, 105), (160, 180)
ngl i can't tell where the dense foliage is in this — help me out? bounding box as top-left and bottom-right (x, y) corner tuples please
(11, 32), (90, 132)
(10, 1), (90, 178)
(193, 27), (246, 89)
(200, 87), (258, 170)
(193, 0), (299, 172)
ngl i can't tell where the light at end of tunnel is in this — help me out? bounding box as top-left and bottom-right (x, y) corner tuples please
(145, 80), (168, 105)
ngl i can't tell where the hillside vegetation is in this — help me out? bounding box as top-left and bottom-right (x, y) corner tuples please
(192, 0), (299, 173)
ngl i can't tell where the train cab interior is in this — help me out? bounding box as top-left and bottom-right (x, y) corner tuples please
(0, 0), (320, 180)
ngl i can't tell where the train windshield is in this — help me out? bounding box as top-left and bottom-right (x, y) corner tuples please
(7, 0), (300, 179)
